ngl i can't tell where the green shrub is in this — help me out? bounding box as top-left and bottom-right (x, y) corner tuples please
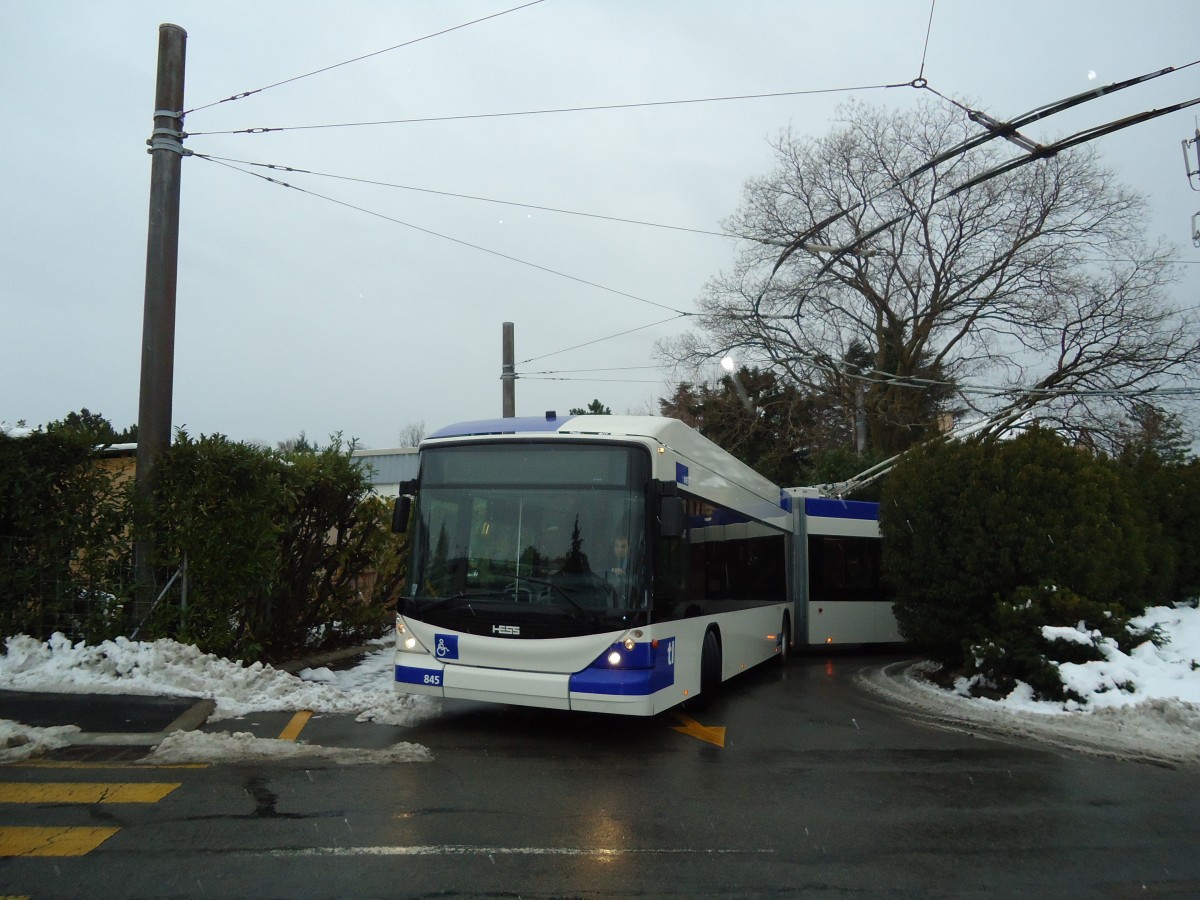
(2, 419), (407, 662)
(252, 440), (406, 659)
(0, 430), (130, 641)
(881, 427), (1151, 670)
(143, 433), (406, 661)
(143, 432), (285, 658)
(1117, 453), (1200, 604)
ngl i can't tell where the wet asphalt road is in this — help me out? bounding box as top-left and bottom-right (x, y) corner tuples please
(2, 651), (1199, 899)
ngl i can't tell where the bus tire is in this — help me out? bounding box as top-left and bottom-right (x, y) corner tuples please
(695, 627), (722, 708)
(778, 613), (791, 665)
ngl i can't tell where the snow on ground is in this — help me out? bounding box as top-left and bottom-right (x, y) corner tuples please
(2, 605), (1198, 765)
(859, 604), (1200, 765)
(145, 730), (432, 766)
(0, 633), (439, 763)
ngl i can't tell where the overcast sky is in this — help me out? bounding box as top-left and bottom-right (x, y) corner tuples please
(3, 1), (1198, 448)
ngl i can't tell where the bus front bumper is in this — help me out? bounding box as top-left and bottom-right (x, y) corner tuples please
(394, 659), (671, 716)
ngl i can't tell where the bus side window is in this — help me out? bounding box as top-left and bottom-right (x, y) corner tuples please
(808, 536), (890, 602)
(654, 530), (688, 597)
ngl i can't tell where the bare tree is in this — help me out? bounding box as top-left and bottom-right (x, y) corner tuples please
(661, 100), (1199, 454)
(398, 421), (426, 448)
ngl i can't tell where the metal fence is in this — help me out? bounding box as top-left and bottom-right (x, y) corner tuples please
(0, 536), (133, 642)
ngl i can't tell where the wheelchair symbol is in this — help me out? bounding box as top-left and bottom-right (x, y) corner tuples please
(433, 634), (458, 659)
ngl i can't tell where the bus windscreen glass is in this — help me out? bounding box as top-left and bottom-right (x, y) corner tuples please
(406, 444), (650, 635)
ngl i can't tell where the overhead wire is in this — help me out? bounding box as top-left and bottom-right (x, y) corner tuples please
(845, 367), (1200, 400)
(520, 375), (669, 384)
(517, 315), (690, 366)
(917, 0), (937, 81)
(181, 0), (548, 116)
(184, 81), (912, 136)
(523, 365), (666, 374)
(194, 154), (691, 316)
(190, 154), (731, 239)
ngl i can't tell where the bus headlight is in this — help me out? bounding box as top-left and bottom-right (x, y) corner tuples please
(395, 617), (423, 653)
(607, 650), (622, 666)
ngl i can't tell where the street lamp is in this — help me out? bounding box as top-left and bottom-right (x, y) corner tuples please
(719, 355), (752, 411)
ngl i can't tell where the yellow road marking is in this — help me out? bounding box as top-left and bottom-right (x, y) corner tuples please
(278, 710), (313, 742)
(0, 826), (120, 857)
(670, 713), (726, 748)
(11, 761), (207, 770)
(0, 782), (180, 804)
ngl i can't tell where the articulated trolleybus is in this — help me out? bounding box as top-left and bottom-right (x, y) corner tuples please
(390, 414), (896, 716)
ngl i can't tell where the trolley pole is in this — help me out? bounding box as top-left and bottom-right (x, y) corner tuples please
(501, 321), (516, 417)
(134, 23), (187, 613)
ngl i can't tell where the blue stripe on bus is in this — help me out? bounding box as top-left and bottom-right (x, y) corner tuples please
(689, 507), (751, 527)
(804, 497), (880, 521)
(569, 667), (674, 696)
(428, 416), (578, 439)
(689, 499), (793, 528)
(395, 664), (444, 687)
(568, 641), (675, 696)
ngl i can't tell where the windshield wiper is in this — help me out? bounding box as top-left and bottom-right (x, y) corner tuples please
(413, 590), (508, 613)
(510, 577), (600, 623)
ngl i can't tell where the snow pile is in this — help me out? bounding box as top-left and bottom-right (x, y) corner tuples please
(957, 604), (1200, 713)
(144, 730), (431, 765)
(862, 604), (1200, 764)
(0, 719), (79, 762)
(1056, 605), (1200, 708)
(0, 633), (440, 763)
(0, 632), (437, 723)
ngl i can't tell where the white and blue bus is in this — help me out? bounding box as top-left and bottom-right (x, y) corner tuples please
(391, 414), (897, 716)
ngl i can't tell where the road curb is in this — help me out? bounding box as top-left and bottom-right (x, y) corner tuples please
(64, 698), (217, 747)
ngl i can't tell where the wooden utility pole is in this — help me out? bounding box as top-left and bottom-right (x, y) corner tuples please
(134, 23), (187, 609)
(501, 321), (516, 417)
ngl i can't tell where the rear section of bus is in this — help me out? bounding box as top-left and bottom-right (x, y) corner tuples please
(787, 491), (901, 645)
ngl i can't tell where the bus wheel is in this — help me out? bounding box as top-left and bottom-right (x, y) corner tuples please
(778, 614), (791, 665)
(697, 628), (722, 706)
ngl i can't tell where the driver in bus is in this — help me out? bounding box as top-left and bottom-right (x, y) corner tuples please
(605, 536), (633, 604)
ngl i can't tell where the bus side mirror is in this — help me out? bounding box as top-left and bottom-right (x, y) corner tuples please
(391, 495), (412, 534)
(659, 496), (685, 538)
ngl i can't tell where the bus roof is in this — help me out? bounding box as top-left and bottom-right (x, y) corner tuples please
(424, 414), (791, 528)
(428, 414), (708, 444)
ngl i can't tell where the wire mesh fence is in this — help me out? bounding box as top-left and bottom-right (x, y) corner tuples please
(0, 536), (134, 643)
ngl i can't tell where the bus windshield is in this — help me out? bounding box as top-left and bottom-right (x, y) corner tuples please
(406, 443), (650, 632)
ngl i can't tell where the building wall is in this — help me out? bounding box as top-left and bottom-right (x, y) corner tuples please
(351, 448), (419, 497)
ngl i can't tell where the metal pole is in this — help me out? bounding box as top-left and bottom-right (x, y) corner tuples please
(855, 382), (868, 454)
(178, 554), (188, 624)
(501, 321), (516, 417)
(134, 23), (187, 613)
